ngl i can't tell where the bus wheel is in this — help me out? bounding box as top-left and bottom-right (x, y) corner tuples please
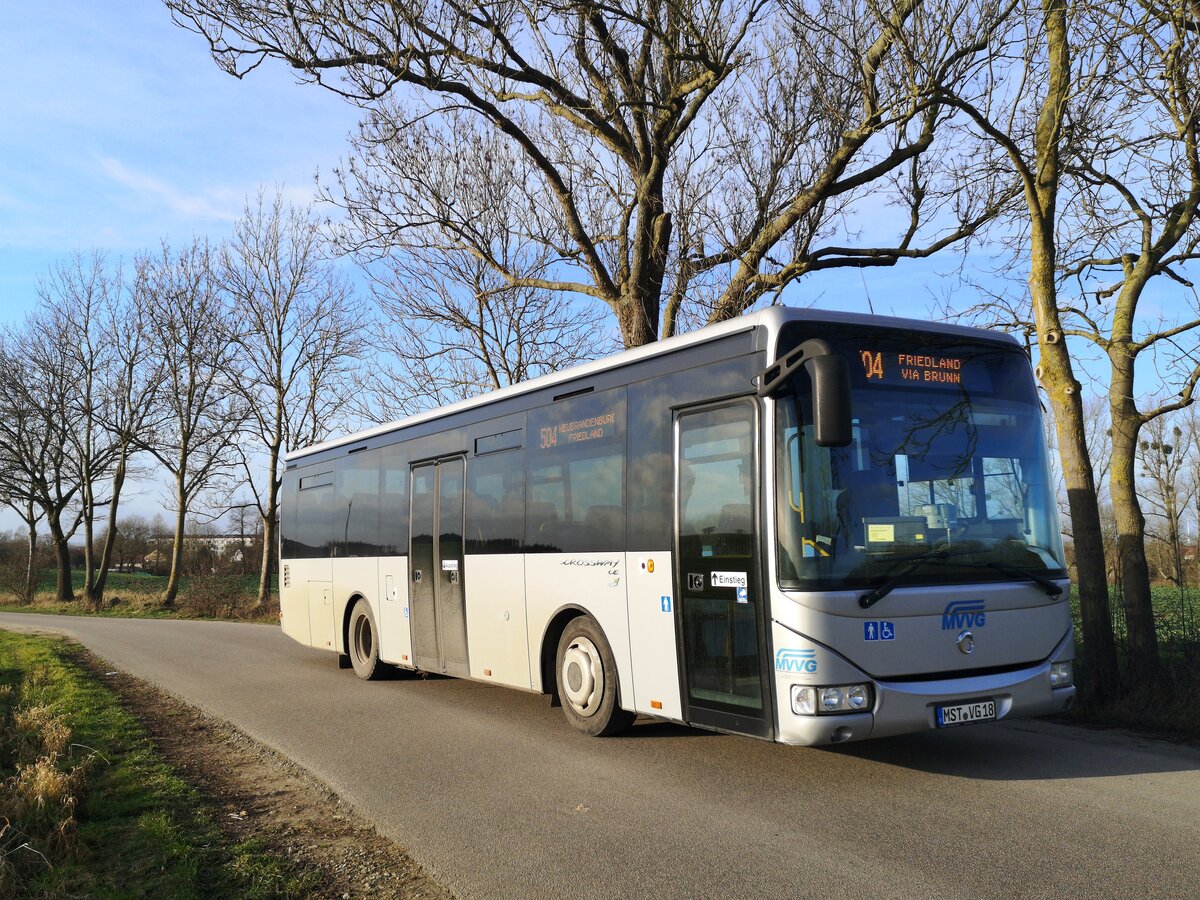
(555, 616), (635, 736)
(348, 600), (386, 681)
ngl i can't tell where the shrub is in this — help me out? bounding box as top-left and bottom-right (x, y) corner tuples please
(178, 575), (254, 619)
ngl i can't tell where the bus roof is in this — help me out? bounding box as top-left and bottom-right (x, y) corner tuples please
(287, 306), (1020, 463)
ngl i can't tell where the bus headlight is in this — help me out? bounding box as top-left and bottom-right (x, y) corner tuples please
(791, 685), (816, 716)
(1049, 661), (1074, 688)
(791, 684), (873, 716)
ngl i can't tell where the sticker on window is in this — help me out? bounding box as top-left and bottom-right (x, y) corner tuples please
(711, 571), (747, 589)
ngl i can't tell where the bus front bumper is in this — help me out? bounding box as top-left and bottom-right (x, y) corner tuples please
(776, 655), (1076, 746)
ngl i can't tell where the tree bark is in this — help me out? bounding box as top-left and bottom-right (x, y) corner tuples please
(163, 470), (188, 609)
(1024, 0), (1119, 701)
(1108, 349), (1163, 686)
(23, 508), (37, 605)
(47, 515), (73, 602)
(91, 455), (128, 608)
(259, 506), (277, 608)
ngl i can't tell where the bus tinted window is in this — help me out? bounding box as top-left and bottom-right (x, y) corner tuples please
(468, 449), (525, 553)
(380, 444), (409, 555)
(527, 388), (626, 553)
(280, 469), (300, 558)
(336, 450), (382, 557)
(292, 468), (334, 558)
(627, 357), (760, 549)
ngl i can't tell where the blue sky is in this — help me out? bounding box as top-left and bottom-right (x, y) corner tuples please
(0, 2), (975, 329)
(0, 3), (1195, 536)
(0, 2), (359, 320)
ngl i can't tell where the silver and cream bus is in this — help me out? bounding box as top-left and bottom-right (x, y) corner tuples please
(279, 307), (1075, 745)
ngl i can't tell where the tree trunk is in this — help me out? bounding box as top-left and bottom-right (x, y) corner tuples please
(82, 498), (96, 601)
(47, 516), (73, 602)
(92, 455), (128, 609)
(23, 511), (37, 605)
(258, 509), (276, 608)
(616, 289), (660, 349)
(1020, 0), (1119, 703)
(1033, 320), (1119, 701)
(1108, 357), (1163, 687)
(163, 476), (188, 609)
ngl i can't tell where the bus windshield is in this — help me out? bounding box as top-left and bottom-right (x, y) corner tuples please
(775, 326), (1066, 592)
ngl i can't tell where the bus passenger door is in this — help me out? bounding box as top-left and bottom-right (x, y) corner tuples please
(675, 402), (772, 739)
(409, 458), (469, 677)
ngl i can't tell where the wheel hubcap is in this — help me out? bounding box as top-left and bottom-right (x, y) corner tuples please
(561, 636), (603, 717)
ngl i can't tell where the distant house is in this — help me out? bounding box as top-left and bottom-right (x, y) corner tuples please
(184, 534), (256, 556)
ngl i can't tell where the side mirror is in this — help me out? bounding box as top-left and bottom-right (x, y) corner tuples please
(758, 339), (852, 447)
(803, 353), (852, 447)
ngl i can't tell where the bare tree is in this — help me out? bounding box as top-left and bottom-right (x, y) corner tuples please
(938, 0), (1125, 697)
(0, 295), (95, 602)
(43, 254), (124, 605)
(0, 452), (44, 604)
(171, 0), (1017, 348)
(88, 261), (164, 605)
(108, 514), (154, 574)
(1045, 0), (1200, 683)
(1138, 412), (1196, 595)
(221, 190), (366, 607)
(335, 123), (616, 419)
(141, 239), (246, 608)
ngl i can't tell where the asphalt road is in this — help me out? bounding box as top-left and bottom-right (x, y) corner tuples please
(3, 612), (1198, 899)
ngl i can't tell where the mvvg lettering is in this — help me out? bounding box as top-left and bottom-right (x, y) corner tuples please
(942, 600), (986, 630)
(775, 648), (818, 674)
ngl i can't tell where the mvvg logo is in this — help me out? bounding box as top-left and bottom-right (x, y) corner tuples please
(942, 600), (986, 631)
(775, 648), (818, 674)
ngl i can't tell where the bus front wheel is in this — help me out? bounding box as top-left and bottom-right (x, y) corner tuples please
(348, 599), (387, 681)
(555, 616), (635, 736)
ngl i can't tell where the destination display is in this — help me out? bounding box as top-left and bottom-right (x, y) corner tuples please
(859, 349), (966, 386)
(538, 411), (618, 450)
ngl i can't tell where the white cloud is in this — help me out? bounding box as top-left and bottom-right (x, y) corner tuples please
(98, 156), (244, 223)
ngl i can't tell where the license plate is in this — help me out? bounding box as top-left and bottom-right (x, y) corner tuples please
(935, 699), (996, 728)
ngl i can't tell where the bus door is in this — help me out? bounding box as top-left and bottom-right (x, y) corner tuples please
(674, 401), (772, 739)
(409, 457), (469, 677)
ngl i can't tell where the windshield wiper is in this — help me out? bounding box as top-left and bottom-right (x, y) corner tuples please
(858, 549), (953, 609)
(980, 561), (1064, 597)
(856, 549), (1065, 609)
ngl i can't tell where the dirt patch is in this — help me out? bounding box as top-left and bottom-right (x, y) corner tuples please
(75, 650), (455, 899)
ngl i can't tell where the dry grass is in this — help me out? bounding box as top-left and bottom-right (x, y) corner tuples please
(0, 658), (93, 895)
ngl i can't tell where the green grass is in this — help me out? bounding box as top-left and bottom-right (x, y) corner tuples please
(1067, 584), (1200, 739)
(0, 571), (279, 623)
(0, 631), (321, 897)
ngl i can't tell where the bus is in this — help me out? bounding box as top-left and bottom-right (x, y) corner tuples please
(279, 307), (1075, 745)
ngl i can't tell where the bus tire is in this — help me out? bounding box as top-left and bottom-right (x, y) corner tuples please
(555, 615), (635, 736)
(348, 599), (387, 681)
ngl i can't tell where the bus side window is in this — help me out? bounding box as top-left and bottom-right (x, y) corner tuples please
(379, 444), (410, 556)
(526, 387), (627, 554)
(280, 469), (300, 558)
(468, 449), (525, 554)
(294, 468), (334, 558)
(335, 449), (382, 557)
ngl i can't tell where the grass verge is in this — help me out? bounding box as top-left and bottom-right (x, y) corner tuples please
(0, 630), (322, 898)
(0, 572), (279, 624)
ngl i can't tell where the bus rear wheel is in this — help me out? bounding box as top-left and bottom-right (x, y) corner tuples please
(348, 599), (387, 681)
(555, 615), (635, 736)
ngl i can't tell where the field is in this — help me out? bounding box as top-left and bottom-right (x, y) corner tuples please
(0, 572), (278, 623)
